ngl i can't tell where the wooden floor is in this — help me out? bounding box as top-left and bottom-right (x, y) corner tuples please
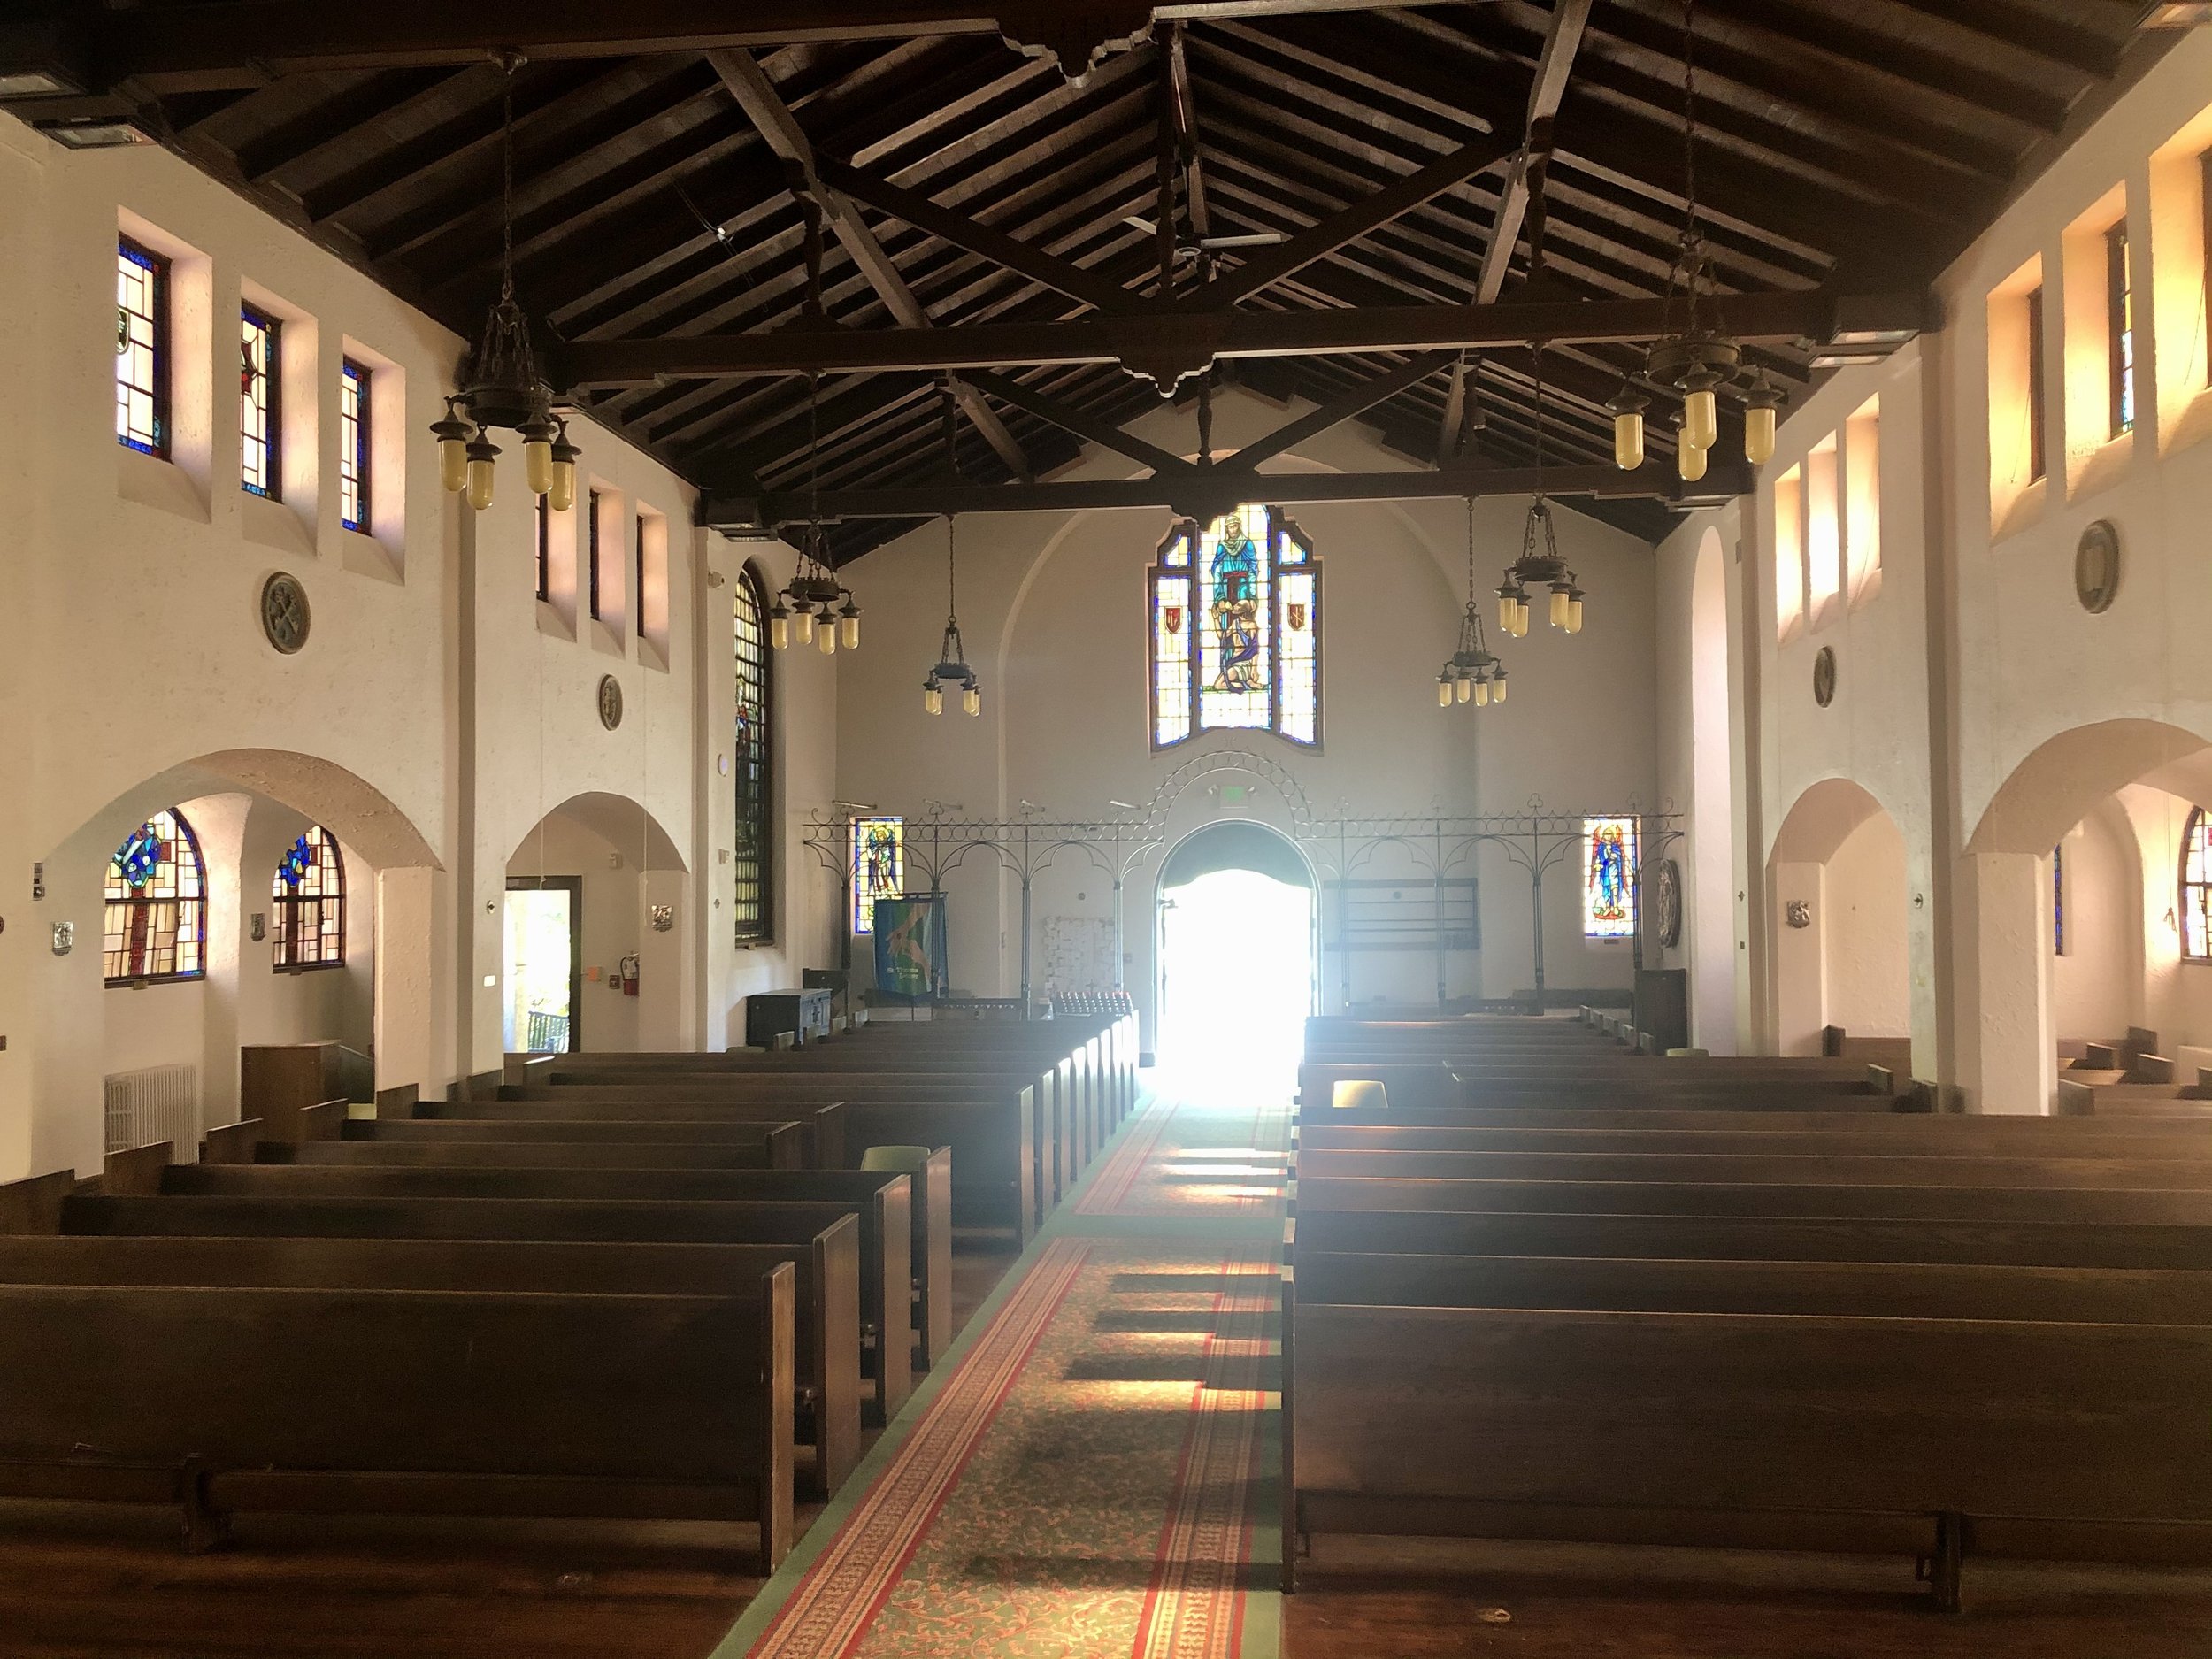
(1283, 1540), (2212, 1659)
(0, 1236), (1024, 1659)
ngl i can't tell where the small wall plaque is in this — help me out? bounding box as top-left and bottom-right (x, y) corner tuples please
(1812, 645), (1837, 708)
(2075, 518), (2120, 614)
(650, 903), (674, 933)
(50, 920), (74, 956)
(260, 571), (311, 654)
(1786, 899), (1813, 929)
(597, 674), (625, 731)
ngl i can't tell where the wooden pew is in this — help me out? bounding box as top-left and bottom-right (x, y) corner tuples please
(1292, 1171), (2212, 1225)
(0, 1229), (858, 1498)
(157, 1163), (922, 1414)
(1290, 1202), (2212, 1271)
(0, 1272), (794, 1570)
(437, 1095), (849, 1167)
(1295, 1121), (2212, 1161)
(270, 1127), (807, 1171)
(1281, 1257), (2212, 1604)
(59, 1192), (911, 1420)
(1291, 1146), (2212, 1193)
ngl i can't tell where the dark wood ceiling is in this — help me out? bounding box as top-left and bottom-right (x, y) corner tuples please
(15, 1), (2163, 554)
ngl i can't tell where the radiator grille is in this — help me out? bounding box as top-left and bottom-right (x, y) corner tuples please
(103, 1064), (199, 1162)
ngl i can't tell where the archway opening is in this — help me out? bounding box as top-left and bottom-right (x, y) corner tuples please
(1155, 822), (1316, 1088)
(1768, 779), (1910, 1064)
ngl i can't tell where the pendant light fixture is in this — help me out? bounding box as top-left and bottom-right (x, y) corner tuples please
(923, 386), (979, 715)
(1495, 344), (1584, 639)
(924, 516), (981, 717)
(1438, 497), (1506, 708)
(1616, 0), (1786, 480)
(767, 197), (861, 656)
(427, 54), (573, 514)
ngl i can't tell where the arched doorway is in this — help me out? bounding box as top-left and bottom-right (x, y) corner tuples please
(1768, 779), (1910, 1060)
(1153, 820), (1317, 1083)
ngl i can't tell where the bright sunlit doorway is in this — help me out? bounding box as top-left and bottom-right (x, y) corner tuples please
(504, 875), (581, 1053)
(1155, 821), (1317, 1093)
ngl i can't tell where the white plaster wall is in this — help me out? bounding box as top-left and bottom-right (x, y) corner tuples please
(831, 388), (1657, 1046)
(1822, 809), (1911, 1040)
(2049, 801), (2141, 1041)
(0, 118), (837, 1179)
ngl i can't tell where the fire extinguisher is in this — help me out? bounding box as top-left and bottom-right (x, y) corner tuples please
(619, 953), (641, 997)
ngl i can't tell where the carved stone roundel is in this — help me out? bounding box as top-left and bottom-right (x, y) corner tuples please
(1812, 645), (1837, 708)
(1654, 858), (1683, 950)
(2075, 518), (2120, 614)
(597, 674), (625, 731)
(260, 572), (311, 655)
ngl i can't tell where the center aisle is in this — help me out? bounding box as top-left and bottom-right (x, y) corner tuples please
(710, 1064), (1292, 1659)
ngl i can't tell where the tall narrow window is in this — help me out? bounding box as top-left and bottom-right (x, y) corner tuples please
(2052, 842), (2067, 956)
(1582, 816), (1639, 941)
(115, 238), (168, 457)
(2202, 150), (2212, 385)
(104, 808), (206, 985)
(733, 567), (773, 944)
(272, 826), (346, 971)
(2108, 222), (2135, 439)
(851, 816), (903, 935)
(634, 512), (647, 638)
(587, 490), (603, 621)
(1844, 396), (1880, 602)
(1147, 504), (1322, 750)
(339, 359), (370, 532)
(535, 495), (551, 603)
(2025, 285), (2047, 481)
(1772, 465), (1803, 639)
(241, 305), (281, 498)
(2183, 807), (2212, 964)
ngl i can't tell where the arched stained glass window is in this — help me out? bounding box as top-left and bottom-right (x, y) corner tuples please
(1148, 504), (1321, 751)
(2182, 807), (2212, 964)
(104, 808), (206, 985)
(272, 826), (345, 970)
(733, 565), (773, 944)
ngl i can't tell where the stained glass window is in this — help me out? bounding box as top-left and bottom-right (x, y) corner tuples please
(1148, 504), (1321, 750)
(241, 305), (280, 498)
(104, 808), (206, 985)
(272, 826), (345, 971)
(851, 816), (903, 935)
(588, 489), (603, 621)
(2108, 221), (2134, 439)
(535, 495), (551, 603)
(116, 238), (167, 457)
(1582, 816), (1638, 941)
(2182, 808), (2212, 964)
(339, 359), (370, 532)
(2052, 842), (2066, 956)
(733, 567), (772, 944)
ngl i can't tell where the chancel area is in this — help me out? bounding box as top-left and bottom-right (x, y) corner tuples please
(4, 4), (2212, 1655)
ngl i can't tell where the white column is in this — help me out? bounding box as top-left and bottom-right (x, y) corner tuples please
(1955, 850), (2054, 1114)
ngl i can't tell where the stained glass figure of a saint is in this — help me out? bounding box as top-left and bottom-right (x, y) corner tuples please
(1149, 504), (1320, 750)
(1583, 816), (1638, 940)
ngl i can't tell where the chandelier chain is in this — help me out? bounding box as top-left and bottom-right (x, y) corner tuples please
(500, 59), (516, 302)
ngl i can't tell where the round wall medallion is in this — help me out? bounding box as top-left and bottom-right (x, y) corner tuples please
(1654, 858), (1683, 949)
(1811, 645), (1837, 707)
(597, 674), (625, 731)
(259, 572), (311, 655)
(2075, 518), (2120, 614)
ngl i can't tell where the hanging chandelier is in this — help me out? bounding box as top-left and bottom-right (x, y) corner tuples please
(1608, 0), (1781, 482)
(1494, 344), (1583, 640)
(428, 54), (576, 515)
(922, 386), (978, 714)
(767, 365), (862, 656)
(924, 515), (980, 716)
(1438, 497), (1507, 708)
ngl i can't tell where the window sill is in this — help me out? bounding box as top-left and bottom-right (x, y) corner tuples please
(2065, 430), (2137, 507)
(274, 961), (345, 975)
(1848, 567), (1885, 610)
(342, 526), (404, 585)
(588, 618), (626, 658)
(116, 445), (209, 524)
(2161, 382), (2212, 459)
(1989, 474), (2047, 547)
(241, 488), (315, 558)
(536, 598), (578, 643)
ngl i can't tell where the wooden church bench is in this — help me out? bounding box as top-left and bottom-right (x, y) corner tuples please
(1294, 1121), (2212, 1165)
(456, 1094), (849, 1167)
(0, 1273), (794, 1570)
(269, 1130), (804, 1171)
(58, 1191), (910, 1419)
(1291, 1146), (2212, 1192)
(0, 1228), (858, 1499)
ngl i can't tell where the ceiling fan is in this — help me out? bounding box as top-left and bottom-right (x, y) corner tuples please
(1120, 213), (1287, 259)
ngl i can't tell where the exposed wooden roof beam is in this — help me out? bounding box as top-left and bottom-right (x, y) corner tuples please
(710, 47), (1033, 480)
(560, 286), (1930, 386)
(709, 457), (1750, 526)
